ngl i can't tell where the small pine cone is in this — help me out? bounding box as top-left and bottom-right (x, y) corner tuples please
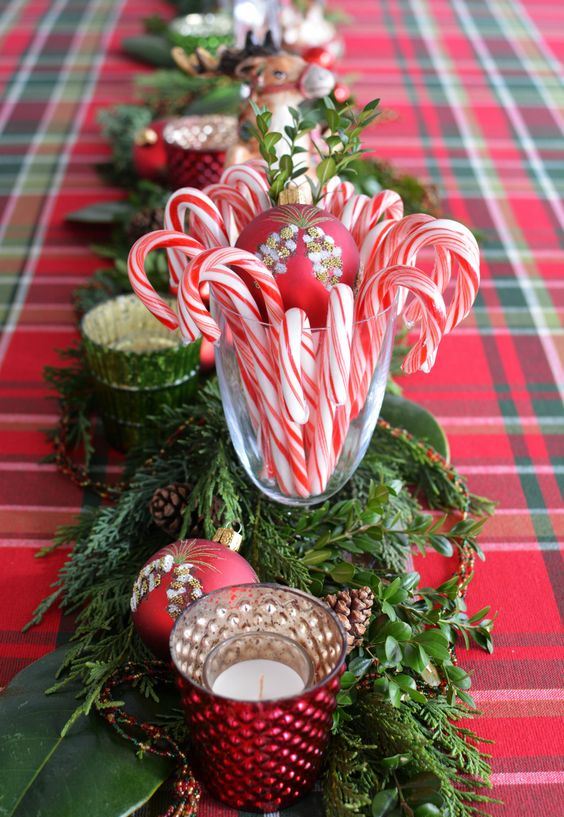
(323, 587), (374, 653)
(149, 483), (190, 537)
(126, 206), (165, 244)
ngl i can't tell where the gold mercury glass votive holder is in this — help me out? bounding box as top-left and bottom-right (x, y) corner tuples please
(164, 115), (239, 190)
(81, 294), (199, 451)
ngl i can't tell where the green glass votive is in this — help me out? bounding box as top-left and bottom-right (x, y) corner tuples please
(168, 13), (233, 54)
(81, 295), (198, 451)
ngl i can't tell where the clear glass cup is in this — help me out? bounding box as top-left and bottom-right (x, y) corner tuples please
(212, 298), (397, 506)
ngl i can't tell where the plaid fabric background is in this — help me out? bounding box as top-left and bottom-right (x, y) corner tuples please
(0, 0), (562, 815)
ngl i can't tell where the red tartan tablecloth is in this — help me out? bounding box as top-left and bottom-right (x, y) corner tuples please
(0, 1), (562, 815)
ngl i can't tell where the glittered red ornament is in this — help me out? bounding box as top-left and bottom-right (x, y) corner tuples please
(235, 204), (359, 328)
(333, 82), (352, 104)
(131, 538), (258, 658)
(303, 46), (335, 70)
(132, 120), (168, 182)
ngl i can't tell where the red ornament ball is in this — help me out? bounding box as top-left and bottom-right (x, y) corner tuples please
(333, 83), (352, 105)
(131, 538), (258, 658)
(235, 204), (360, 328)
(303, 46), (335, 70)
(132, 120), (168, 182)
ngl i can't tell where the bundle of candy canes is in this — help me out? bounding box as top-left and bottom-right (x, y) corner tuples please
(128, 161), (479, 498)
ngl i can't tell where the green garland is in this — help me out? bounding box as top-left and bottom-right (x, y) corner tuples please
(29, 381), (497, 817)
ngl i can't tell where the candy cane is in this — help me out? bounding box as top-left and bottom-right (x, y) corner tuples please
(202, 183), (256, 243)
(308, 285), (354, 494)
(180, 246), (284, 343)
(279, 309), (310, 425)
(357, 265), (447, 374)
(320, 179), (356, 218)
(219, 163), (271, 216)
(388, 219), (480, 333)
(164, 188), (229, 290)
(178, 251), (308, 496)
(128, 229), (204, 331)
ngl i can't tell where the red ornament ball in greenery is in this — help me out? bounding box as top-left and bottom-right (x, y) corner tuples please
(131, 539), (258, 658)
(303, 46), (335, 70)
(333, 83), (352, 105)
(132, 120), (168, 182)
(235, 204), (359, 328)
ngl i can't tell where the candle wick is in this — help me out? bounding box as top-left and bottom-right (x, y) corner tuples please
(258, 673), (265, 701)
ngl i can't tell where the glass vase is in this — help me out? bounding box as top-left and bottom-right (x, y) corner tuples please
(213, 299), (397, 506)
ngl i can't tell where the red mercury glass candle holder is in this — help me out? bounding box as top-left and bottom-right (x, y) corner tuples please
(170, 583), (347, 813)
(164, 115), (238, 190)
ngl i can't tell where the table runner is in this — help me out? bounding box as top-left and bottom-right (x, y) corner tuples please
(0, 1), (562, 815)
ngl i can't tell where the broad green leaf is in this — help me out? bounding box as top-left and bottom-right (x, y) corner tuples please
(348, 656), (373, 678)
(372, 788), (398, 817)
(65, 201), (132, 224)
(340, 671), (357, 689)
(413, 631), (450, 661)
(316, 157), (337, 187)
(0, 649), (173, 817)
(121, 35), (175, 67)
(329, 561), (356, 583)
(385, 636), (402, 664)
(414, 804), (442, 817)
(380, 394), (450, 460)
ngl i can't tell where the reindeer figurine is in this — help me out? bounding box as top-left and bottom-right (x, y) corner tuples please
(172, 32), (335, 168)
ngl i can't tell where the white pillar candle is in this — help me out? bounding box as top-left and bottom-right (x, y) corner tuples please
(211, 658), (305, 701)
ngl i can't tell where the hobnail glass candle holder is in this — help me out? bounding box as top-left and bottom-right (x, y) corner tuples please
(81, 295), (199, 450)
(164, 115), (238, 189)
(170, 583), (346, 813)
(212, 300), (397, 506)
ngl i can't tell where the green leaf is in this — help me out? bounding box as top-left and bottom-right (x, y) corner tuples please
(372, 788), (398, 817)
(121, 35), (175, 67)
(65, 201), (132, 224)
(380, 394), (450, 460)
(316, 157), (337, 188)
(302, 548), (332, 566)
(0, 649), (172, 817)
(429, 535), (454, 557)
(340, 671), (357, 690)
(385, 636), (402, 664)
(329, 561), (356, 584)
(413, 631), (450, 661)
(348, 656), (373, 678)
(414, 804), (442, 817)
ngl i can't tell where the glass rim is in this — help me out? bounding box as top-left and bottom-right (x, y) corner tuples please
(169, 582), (348, 703)
(80, 293), (183, 352)
(212, 292), (396, 332)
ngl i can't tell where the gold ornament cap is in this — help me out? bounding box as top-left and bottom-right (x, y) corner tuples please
(134, 127), (159, 147)
(212, 523), (243, 552)
(278, 181), (313, 206)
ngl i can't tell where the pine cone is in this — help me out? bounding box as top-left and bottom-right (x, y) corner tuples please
(126, 206), (165, 244)
(149, 483), (190, 537)
(323, 587), (374, 653)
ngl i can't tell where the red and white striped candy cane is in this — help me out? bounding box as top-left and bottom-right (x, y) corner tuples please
(320, 179), (356, 219)
(360, 213), (435, 283)
(128, 229), (203, 332)
(219, 163), (271, 217)
(389, 219), (480, 333)
(308, 284), (354, 494)
(279, 308), (311, 425)
(164, 188), (229, 291)
(179, 251), (308, 496)
(357, 264), (447, 374)
(202, 183), (256, 243)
